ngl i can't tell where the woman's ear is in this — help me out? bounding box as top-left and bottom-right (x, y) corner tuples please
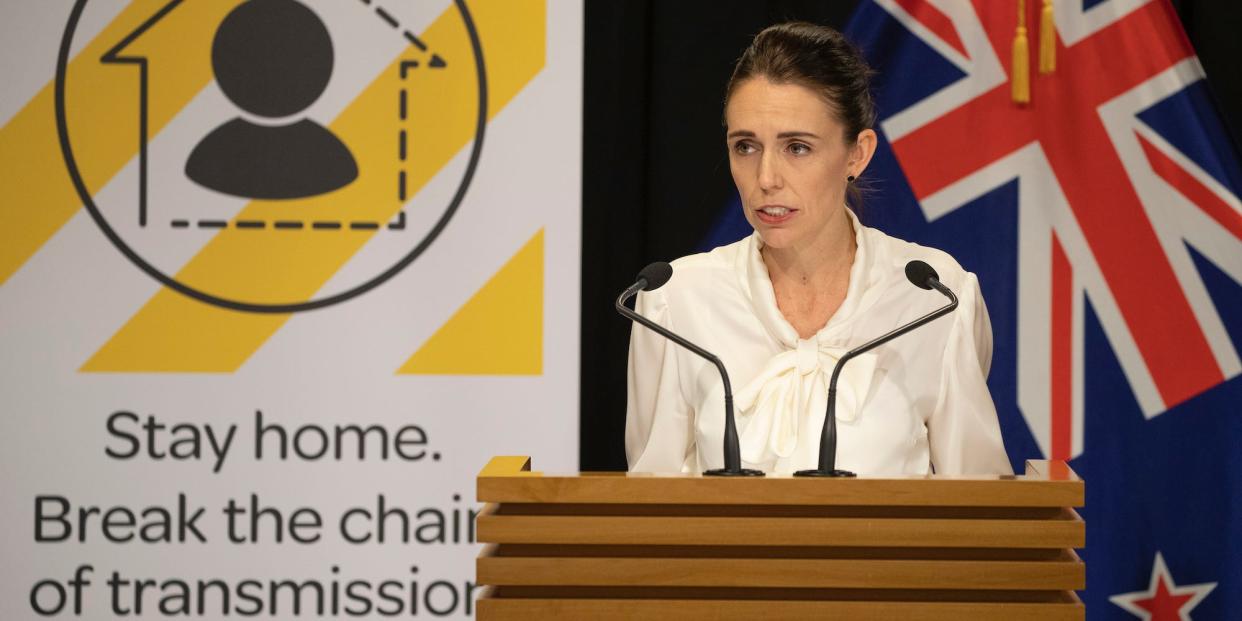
(849, 128), (878, 178)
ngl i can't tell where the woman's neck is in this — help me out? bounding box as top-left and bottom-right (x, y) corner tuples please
(761, 208), (858, 339)
(761, 208), (857, 287)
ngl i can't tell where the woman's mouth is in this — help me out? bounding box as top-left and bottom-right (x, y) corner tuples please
(756, 205), (796, 224)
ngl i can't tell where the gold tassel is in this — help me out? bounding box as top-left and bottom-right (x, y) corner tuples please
(1039, 0), (1056, 74)
(1012, 0), (1030, 104)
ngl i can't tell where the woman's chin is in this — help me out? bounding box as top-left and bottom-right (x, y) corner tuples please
(757, 228), (800, 250)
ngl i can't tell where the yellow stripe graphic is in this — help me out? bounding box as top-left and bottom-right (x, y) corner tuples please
(83, 0), (546, 372)
(0, 0), (242, 286)
(398, 229), (543, 375)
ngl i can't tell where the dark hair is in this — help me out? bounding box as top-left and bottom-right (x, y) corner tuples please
(726, 22), (876, 140)
(725, 22), (877, 209)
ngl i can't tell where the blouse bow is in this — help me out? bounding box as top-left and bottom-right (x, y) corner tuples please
(733, 337), (876, 464)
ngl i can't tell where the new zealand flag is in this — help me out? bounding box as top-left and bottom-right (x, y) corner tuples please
(703, 0), (1241, 617)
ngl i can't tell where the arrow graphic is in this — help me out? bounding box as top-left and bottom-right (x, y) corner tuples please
(100, 0), (188, 227)
(101, 0), (447, 228)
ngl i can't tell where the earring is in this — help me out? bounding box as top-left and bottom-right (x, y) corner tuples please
(847, 175), (856, 183)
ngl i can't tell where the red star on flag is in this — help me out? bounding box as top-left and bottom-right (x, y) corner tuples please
(1109, 552), (1217, 620)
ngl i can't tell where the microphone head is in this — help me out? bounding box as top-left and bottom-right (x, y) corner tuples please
(637, 262), (673, 291)
(904, 260), (940, 290)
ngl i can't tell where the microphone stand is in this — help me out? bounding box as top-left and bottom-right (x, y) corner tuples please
(794, 278), (958, 477)
(618, 282), (763, 477)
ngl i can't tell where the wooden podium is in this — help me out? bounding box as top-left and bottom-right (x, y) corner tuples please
(475, 456), (1084, 620)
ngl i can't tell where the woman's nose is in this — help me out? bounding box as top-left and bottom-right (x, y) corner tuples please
(757, 151), (782, 191)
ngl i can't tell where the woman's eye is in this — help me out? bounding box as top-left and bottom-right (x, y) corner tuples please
(787, 142), (811, 155)
(732, 141), (755, 155)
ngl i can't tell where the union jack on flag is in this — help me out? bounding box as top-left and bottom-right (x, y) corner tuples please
(846, 0), (1242, 617)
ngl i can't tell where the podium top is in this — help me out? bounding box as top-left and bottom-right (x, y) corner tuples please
(477, 456), (1082, 508)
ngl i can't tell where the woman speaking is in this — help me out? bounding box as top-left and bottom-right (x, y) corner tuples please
(625, 22), (1011, 476)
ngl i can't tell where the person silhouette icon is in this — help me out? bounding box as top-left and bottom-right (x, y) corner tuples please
(186, 0), (358, 200)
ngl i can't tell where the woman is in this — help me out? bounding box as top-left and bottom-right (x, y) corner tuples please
(625, 22), (1011, 476)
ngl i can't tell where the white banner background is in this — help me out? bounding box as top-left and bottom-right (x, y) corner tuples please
(0, 0), (581, 617)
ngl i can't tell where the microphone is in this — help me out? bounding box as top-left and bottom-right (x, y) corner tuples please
(794, 260), (959, 477)
(617, 262), (764, 477)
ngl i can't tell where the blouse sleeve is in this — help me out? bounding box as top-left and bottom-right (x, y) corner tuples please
(624, 288), (696, 472)
(927, 273), (1013, 475)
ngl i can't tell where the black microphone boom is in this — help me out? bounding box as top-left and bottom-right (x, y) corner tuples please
(794, 260), (960, 478)
(617, 262), (763, 477)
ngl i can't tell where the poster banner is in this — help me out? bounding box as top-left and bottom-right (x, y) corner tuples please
(0, 0), (581, 617)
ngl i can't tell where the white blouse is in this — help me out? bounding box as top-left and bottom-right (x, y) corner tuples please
(625, 211), (1012, 476)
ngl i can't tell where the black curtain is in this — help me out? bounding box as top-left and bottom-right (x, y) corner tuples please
(578, 0), (1242, 471)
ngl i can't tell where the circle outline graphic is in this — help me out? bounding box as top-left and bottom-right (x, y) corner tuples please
(56, 0), (488, 313)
